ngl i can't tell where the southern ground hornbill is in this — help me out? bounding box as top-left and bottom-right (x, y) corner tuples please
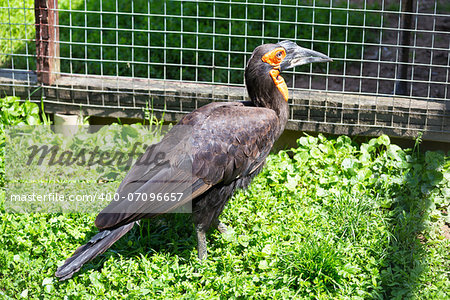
(55, 40), (331, 280)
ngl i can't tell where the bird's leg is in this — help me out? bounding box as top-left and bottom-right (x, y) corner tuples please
(196, 226), (207, 261)
(217, 222), (228, 234)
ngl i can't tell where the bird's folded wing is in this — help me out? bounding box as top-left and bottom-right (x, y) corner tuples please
(95, 163), (210, 229)
(95, 102), (279, 230)
(188, 104), (279, 185)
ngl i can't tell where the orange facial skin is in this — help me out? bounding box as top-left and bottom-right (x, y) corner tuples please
(269, 69), (289, 102)
(261, 47), (289, 102)
(261, 47), (286, 67)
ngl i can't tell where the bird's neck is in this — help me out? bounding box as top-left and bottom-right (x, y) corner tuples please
(244, 71), (289, 135)
(271, 97), (289, 135)
(252, 93), (289, 135)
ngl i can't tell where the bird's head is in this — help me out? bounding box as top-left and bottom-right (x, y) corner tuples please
(245, 40), (332, 106)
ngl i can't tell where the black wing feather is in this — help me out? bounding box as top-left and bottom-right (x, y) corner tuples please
(95, 101), (280, 230)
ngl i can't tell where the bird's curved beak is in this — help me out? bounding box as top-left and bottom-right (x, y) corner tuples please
(278, 40), (332, 71)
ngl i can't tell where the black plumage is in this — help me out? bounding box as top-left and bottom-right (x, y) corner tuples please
(55, 40), (331, 280)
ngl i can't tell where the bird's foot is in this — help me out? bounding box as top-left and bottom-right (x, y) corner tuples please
(217, 222), (228, 234)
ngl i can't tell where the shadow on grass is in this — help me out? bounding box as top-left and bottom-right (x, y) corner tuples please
(377, 150), (446, 298)
(71, 213), (197, 278)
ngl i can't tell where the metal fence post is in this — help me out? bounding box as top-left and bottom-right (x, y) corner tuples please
(34, 0), (60, 85)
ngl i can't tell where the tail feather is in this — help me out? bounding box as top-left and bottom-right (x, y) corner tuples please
(55, 222), (135, 281)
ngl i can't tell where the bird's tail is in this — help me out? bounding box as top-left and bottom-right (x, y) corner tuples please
(55, 222), (135, 281)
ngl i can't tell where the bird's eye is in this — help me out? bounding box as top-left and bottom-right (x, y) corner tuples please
(261, 47), (285, 65)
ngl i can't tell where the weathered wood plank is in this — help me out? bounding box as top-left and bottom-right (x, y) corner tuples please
(35, 0), (60, 85)
(0, 72), (448, 142)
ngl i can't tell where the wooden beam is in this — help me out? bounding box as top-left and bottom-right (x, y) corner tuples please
(35, 0), (60, 85)
(1, 72), (448, 142)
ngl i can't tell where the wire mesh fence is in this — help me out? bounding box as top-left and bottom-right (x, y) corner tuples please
(1, 0), (449, 141)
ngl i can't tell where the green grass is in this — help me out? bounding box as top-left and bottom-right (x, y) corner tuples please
(0, 2), (35, 69)
(0, 96), (449, 298)
(3, 0), (383, 84)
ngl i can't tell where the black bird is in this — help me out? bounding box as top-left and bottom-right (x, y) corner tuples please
(55, 40), (331, 280)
